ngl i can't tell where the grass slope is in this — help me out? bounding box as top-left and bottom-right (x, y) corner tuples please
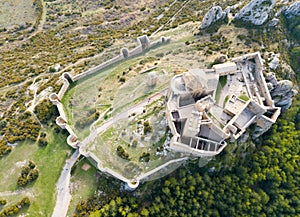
(0, 129), (71, 216)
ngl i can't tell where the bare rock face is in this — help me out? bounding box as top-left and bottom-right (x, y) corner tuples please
(252, 127), (265, 140)
(271, 80), (297, 110)
(200, 6), (228, 29)
(252, 76), (298, 140)
(234, 0), (276, 26)
(283, 2), (300, 19)
(266, 74), (298, 111)
(268, 53), (280, 70)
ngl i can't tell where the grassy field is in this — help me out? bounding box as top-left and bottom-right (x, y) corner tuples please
(0, 0), (37, 28)
(67, 158), (98, 216)
(0, 129), (71, 216)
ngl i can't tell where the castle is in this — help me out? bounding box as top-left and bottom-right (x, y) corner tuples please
(50, 35), (280, 188)
(166, 52), (281, 157)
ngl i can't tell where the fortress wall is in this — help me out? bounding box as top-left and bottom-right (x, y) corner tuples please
(67, 134), (79, 148)
(256, 115), (274, 129)
(170, 142), (218, 157)
(241, 115), (257, 130)
(84, 151), (133, 184)
(49, 35), (174, 187)
(137, 157), (188, 181)
(271, 107), (281, 121)
(232, 52), (273, 107)
(128, 45), (143, 57)
(149, 40), (163, 48)
(224, 101), (251, 129)
(73, 55), (124, 81)
(49, 93), (60, 105)
(255, 68), (274, 106)
(56, 103), (67, 121)
(231, 52), (259, 63)
(70, 35), (169, 82)
(166, 104), (177, 135)
(57, 79), (70, 100)
(65, 125), (77, 138)
(56, 116), (67, 129)
(149, 37), (170, 48)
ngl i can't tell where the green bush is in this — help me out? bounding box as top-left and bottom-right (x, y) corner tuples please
(139, 152), (150, 162)
(0, 199), (7, 206)
(116, 146), (129, 160)
(17, 162), (39, 187)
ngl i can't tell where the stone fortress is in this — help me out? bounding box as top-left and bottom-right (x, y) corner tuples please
(166, 52), (281, 157)
(50, 35), (281, 188)
(50, 35), (170, 148)
(50, 35), (174, 188)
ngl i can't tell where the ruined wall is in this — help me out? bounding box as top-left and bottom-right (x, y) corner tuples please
(48, 35), (171, 188)
(72, 35), (170, 82)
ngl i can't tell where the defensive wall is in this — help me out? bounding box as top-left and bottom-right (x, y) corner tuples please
(49, 35), (172, 188)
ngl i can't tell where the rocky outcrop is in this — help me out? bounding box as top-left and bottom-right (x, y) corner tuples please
(268, 53), (280, 70)
(278, 61), (296, 80)
(283, 2), (300, 19)
(266, 72), (298, 111)
(234, 0), (276, 26)
(271, 80), (297, 111)
(200, 6), (228, 29)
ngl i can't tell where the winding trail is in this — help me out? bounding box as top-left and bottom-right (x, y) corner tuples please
(0, 189), (33, 197)
(80, 89), (168, 148)
(28, 0), (47, 40)
(151, 0), (192, 36)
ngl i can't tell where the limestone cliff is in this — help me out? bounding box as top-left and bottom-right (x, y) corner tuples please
(234, 0), (276, 26)
(283, 1), (300, 20)
(200, 6), (228, 29)
(266, 72), (298, 111)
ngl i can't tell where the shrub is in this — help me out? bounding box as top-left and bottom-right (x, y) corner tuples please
(116, 146), (129, 160)
(143, 121), (152, 135)
(17, 162), (39, 187)
(132, 140), (138, 148)
(139, 152), (150, 162)
(0, 199), (7, 206)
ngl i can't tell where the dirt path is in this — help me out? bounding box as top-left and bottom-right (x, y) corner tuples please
(0, 189), (34, 197)
(80, 89), (168, 148)
(52, 150), (81, 217)
(28, 0), (47, 40)
(151, 0), (192, 36)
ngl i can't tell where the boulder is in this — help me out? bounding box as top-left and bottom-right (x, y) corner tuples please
(268, 18), (279, 27)
(214, 54), (228, 64)
(200, 6), (228, 29)
(266, 72), (278, 87)
(270, 80), (297, 111)
(268, 53), (280, 70)
(278, 61), (296, 80)
(234, 0), (276, 26)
